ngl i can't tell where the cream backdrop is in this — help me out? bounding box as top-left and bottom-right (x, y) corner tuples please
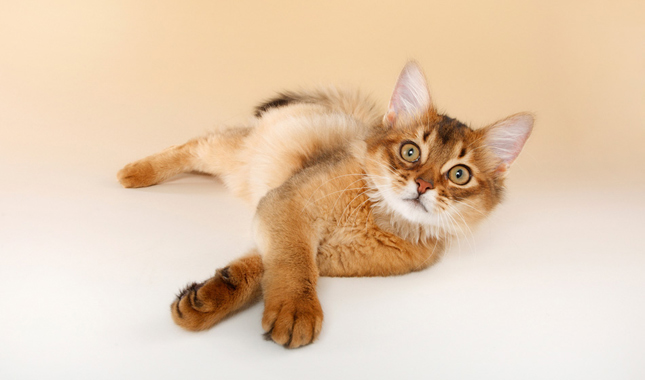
(2, 1), (644, 184)
(1, 1), (644, 379)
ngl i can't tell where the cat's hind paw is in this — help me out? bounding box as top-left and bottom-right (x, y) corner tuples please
(117, 160), (158, 188)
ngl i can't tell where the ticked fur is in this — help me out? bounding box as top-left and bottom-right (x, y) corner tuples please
(118, 62), (533, 348)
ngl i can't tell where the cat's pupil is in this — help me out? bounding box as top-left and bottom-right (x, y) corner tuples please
(406, 149), (414, 157)
(455, 169), (463, 178)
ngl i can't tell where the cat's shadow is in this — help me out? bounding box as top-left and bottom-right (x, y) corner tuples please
(134, 172), (227, 195)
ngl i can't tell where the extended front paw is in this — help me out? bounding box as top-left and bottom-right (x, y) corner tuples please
(262, 294), (323, 349)
(171, 266), (241, 331)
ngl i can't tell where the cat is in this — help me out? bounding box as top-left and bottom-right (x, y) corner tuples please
(117, 62), (533, 348)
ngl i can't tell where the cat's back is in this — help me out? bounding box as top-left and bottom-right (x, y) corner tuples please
(240, 90), (380, 206)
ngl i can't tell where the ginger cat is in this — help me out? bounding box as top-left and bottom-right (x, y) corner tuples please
(117, 62), (533, 348)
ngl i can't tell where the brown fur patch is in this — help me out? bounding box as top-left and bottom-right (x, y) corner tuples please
(254, 92), (303, 117)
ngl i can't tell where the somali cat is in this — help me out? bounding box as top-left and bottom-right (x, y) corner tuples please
(118, 62), (533, 348)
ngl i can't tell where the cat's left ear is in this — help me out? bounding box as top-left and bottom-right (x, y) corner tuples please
(384, 61), (434, 127)
(483, 113), (534, 173)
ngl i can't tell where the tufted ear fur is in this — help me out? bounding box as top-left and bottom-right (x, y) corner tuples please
(483, 113), (534, 173)
(384, 61), (433, 127)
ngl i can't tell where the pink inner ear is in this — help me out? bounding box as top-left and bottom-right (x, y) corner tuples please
(486, 113), (534, 167)
(386, 62), (432, 124)
(384, 111), (396, 125)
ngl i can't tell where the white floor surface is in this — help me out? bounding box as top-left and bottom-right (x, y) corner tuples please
(1, 157), (644, 379)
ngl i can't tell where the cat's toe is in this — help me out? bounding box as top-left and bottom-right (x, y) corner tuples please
(170, 266), (254, 331)
(171, 281), (210, 330)
(262, 297), (323, 349)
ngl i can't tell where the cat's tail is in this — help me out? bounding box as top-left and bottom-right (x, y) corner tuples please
(254, 87), (384, 127)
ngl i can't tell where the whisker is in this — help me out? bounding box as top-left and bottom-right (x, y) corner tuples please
(413, 236), (439, 271)
(444, 203), (476, 253)
(347, 197), (372, 226)
(337, 189), (372, 227)
(300, 173), (366, 212)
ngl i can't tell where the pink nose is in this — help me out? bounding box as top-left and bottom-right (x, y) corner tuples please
(416, 178), (434, 194)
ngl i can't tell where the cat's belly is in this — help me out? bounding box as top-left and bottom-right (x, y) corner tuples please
(315, 222), (440, 277)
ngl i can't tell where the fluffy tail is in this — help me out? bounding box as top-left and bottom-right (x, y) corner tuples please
(254, 87), (384, 127)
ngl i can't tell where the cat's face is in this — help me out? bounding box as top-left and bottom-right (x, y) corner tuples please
(365, 113), (502, 237)
(364, 62), (533, 239)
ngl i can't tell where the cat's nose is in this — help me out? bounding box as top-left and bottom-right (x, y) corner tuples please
(416, 178), (434, 194)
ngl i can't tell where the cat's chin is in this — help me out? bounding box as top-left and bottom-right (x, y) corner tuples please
(392, 196), (440, 226)
(367, 177), (453, 241)
(371, 197), (450, 243)
(375, 187), (446, 231)
(404, 198), (428, 213)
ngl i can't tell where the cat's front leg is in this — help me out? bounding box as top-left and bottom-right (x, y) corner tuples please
(256, 196), (323, 348)
(261, 272), (323, 349)
(171, 252), (263, 331)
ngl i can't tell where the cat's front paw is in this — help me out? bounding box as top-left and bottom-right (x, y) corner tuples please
(262, 293), (323, 349)
(117, 160), (158, 188)
(171, 266), (242, 331)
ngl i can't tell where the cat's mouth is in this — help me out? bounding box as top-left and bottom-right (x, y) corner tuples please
(405, 197), (428, 213)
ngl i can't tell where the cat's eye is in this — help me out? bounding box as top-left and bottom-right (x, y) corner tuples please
(448, 165), (471, 185)
(400, 142), (420, 162)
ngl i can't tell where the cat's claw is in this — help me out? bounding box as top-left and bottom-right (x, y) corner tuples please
(170, 269), (236, 331)
(170, 256), (264, 332)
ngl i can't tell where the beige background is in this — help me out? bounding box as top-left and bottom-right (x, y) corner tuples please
(1, 1), (644, 379)
(2, 0), (644, 186)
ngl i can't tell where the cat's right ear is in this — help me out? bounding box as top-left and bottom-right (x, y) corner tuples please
(384, 61), (433, 127)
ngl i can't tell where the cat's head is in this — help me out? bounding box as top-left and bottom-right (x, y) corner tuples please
(364, 62), (533, 242)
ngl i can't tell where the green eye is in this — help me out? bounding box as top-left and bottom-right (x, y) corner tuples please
(448, 165), (471, 185)
(400, 143), (420, 162)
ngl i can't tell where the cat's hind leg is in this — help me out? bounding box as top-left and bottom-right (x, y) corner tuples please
(118, 141), (197, 188)
(118, 126), (252, 188)
(171, 252), (263, 331)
